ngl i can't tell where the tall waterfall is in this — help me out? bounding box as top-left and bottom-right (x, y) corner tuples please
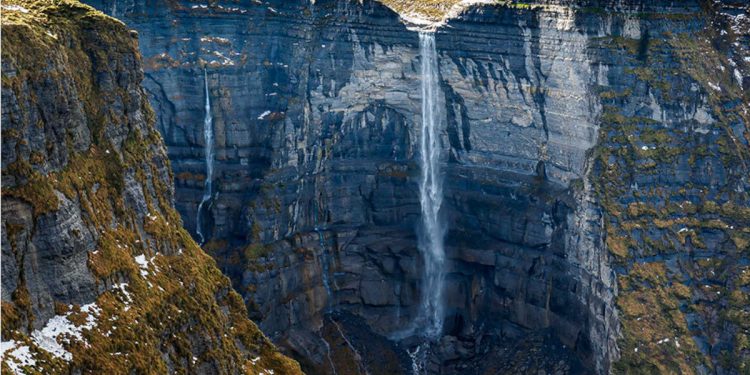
(196, 68), (214, 245)
(416, 32), (446, 339)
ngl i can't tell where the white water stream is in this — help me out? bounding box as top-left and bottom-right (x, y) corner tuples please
(416, 31), (446, 340)
(196, 68), (214, 245)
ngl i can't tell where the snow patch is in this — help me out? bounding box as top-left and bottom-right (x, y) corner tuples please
(112, 283), (133, 311)
(1, 303), (102, 372)
(31, 303), (101, 361)
(734, 69), (744, 88)
(4, 344), (36, 374)
(134, 254), (159, 278)
(211, 51), (234, 66)
(1, 340), (17, 357)
(200, 36), (231, 44)
(1, 4), (29, 13)
(258, 110), (272, 120)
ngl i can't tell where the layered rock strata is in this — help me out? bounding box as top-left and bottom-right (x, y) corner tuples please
(81, 0), (750, 373)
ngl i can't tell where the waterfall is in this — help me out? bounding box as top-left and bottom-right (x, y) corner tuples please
(196, 68), (214, 245)
(316, 227), (334, 304)
(313, 198), (335, 307)
(407, 344), (428, 375)
(416, 31), (446, 340)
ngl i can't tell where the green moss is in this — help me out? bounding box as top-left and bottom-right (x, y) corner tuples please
(597, 36), (641, 55)
(2, 167), (60, 215)
(599, 88), (633, 100)
(251, 220), (263, 241)
(625, 67), (671, 92)
(596, 13), (750, 372)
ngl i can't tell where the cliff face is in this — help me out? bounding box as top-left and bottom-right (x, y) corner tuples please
(0, 1), (301, 373)
(79, 0), (750, 374)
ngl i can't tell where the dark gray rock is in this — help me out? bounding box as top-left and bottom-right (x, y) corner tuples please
(80, 0), (750, 373)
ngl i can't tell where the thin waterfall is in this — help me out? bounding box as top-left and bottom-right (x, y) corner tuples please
(316, 227), (334, 303)
(314, 203), (338, 375)
(416, 31), (446, 340)
(196, 68), (214, 245)
(314, 201), (334, 305)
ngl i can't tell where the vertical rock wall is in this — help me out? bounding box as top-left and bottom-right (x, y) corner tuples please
(79, 0), (750, 373)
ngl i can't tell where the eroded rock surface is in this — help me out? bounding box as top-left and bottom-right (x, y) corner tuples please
(81, 0), (750, 373)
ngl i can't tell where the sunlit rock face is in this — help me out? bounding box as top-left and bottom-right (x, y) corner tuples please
(83, 0), (750, 373)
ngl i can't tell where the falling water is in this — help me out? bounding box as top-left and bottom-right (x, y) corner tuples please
(416, 31), (446, 340)
(408, 344), (428, 375)
(316, 227), (334, 303)
(313, 202), (334, 305)
(314, 206), (338, 375)
(196, 68), (214, 245)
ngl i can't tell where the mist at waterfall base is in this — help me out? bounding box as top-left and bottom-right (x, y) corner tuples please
(196, 68), (214, 245)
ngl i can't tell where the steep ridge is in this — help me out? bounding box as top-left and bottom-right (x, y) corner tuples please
(78, 0), (749, 374)
(583, 1), (750, 372)
(0, 1), (301, 373)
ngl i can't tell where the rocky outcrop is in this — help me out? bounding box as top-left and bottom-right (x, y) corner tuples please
(80, 0), (750, 373)
(0, 1), (301, 373)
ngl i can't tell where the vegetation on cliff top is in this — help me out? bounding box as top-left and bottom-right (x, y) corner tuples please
(377, 0), (539, 22)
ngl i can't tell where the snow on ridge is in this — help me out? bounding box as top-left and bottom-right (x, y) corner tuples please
(2, 343), (36, 374)
(31, 303), (101, 361)
(1, 303), (101, 373)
